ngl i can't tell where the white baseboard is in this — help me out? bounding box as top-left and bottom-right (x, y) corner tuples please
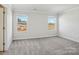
(14, 34), (57, 40)
(59, 33), (79, 43)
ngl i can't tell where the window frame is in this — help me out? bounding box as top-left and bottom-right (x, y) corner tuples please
(16, 15), (29, 32)
(48, 16), (57, 30)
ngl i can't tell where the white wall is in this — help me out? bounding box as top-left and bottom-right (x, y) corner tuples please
(3, 4), (12, 50)
(59, 7), (79, 42)
(13, 11), (57, 40)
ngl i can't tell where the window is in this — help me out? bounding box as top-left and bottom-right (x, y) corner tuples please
(48, 16), (56, 30)
(17, 16), (28, 32)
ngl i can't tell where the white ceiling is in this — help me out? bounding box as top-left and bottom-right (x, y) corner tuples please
(12, 4), (79, 14)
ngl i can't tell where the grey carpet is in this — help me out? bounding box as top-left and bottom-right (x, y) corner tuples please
(1, 36), (79, 55)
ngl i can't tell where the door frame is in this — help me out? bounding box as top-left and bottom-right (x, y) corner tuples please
(0, 4), (6, 51)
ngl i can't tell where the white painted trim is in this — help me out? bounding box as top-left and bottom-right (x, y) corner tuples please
(14, 34), (57, 40)
(59, 33), (79, 43)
